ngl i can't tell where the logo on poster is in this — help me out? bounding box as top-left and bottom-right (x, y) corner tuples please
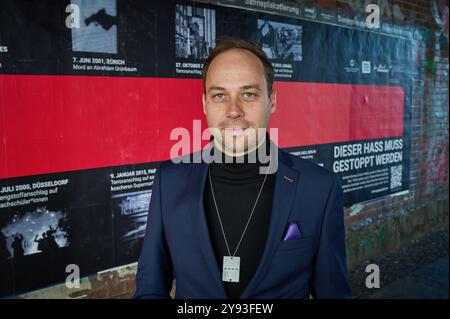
(374, 63), (389, 73)
(362, 61), (371, 74)
(345, 59), (359, 73)
(303, 7), (317, 19)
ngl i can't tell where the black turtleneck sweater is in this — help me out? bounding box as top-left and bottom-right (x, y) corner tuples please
(203, 143), (276, 299)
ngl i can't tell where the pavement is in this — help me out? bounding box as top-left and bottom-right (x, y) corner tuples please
(369, 253), (449, 299)
(349, 227), (449, 299)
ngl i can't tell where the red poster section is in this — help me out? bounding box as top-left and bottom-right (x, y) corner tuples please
(0, 75), (404, 179)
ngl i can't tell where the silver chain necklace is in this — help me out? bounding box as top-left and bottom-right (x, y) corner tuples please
(208, 163), (270, 283)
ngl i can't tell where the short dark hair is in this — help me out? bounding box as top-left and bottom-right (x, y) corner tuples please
(201, 36), (274, 95)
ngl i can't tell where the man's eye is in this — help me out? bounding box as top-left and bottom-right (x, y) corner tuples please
(243, 92), (256, 99)
(213, 93), (225, 99)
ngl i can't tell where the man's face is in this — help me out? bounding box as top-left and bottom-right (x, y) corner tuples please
(203, 48), (276, 156)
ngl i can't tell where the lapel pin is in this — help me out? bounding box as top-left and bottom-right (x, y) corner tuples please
(283, 175), (294, 183)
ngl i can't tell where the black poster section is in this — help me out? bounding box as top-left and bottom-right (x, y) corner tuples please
(0, 164), (158, 297)
(0, 0), (412, 296)
(0, 0), (412, 84)
(284, 137), (409, 206)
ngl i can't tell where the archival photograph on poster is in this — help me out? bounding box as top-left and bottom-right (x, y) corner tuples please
(112, 190), (150, 265)
(71, 0), (118, 54)
(175, 4), (216, 59)
(1, 207), (69, 258)
(256, 19), (302, 61)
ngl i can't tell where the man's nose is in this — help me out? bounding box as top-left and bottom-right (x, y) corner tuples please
(226, 97), (244, 119)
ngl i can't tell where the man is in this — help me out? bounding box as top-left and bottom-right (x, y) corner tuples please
(134, 37), (351, 299)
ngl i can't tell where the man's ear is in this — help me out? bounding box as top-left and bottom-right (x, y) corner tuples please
(202, 93), (207, 115)
(269, 91), (277, 114)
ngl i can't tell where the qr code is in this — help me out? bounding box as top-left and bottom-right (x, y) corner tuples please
(390, 165), (402, 189)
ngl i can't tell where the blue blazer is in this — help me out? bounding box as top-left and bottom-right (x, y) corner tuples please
(134, 148), (351, 299)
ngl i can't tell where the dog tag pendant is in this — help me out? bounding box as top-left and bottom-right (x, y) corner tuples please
(222, 256), (240, 282)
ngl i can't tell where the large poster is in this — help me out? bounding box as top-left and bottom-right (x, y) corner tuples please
(0, 0), (412, 296)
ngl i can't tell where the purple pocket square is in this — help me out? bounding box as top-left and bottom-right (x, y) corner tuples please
(282, 222), (302, 241)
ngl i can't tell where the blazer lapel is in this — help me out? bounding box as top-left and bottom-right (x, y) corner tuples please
(188, 159), (228, 298)
(240, 149), (300, 299)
